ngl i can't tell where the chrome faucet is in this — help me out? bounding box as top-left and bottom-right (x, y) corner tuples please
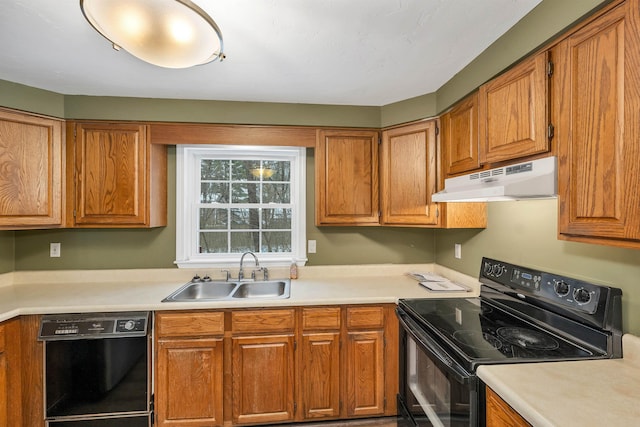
(238, 251), (259, 281)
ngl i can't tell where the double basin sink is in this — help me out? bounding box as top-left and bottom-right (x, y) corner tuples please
(162, 279), (291, 302)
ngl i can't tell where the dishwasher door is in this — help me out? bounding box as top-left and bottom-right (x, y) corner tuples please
(40, 312), (152, 426)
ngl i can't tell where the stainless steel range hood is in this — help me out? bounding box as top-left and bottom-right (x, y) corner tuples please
(432, 156), (557, 202)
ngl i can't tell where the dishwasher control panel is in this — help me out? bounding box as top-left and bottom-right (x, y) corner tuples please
(38, 311), (149, 340)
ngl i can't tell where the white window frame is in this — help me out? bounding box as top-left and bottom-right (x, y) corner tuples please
(175, 145), (307, 268)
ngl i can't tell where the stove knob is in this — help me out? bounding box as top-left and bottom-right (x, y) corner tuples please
(573, 288), (592, 305)
(492, 264), (506, 277)
(553, 280), (570, 297)
(484, 262), (493, 275)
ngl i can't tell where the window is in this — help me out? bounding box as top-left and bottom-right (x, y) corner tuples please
(176, 145), (306, 268)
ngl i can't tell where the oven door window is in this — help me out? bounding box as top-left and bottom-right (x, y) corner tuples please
(407, 335), (471, 427)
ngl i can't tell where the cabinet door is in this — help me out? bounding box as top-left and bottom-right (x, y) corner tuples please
(73, 122), (166, 227)
(344, 330), (385, 417)
(0, 108), (63, 228)
(556, 1), (640, 246)
(441, 92), (481, 176)
(315, 129), (380, 226)
(486, 387), (531, 427)
(478, 51), (550, 164)
(300, 331), (341, 419)
(156, 338), (224, 427)
(0, 324), (6, 427)
(232, 334), (295, 424)
(380, 120), (438, 226)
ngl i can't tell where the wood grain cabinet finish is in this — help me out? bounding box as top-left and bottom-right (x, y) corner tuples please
(555, 0), (640, 248)
(231, 309), (295, 425)
(299, 308), (341, 420)
(315, 129), (380, 226)
(486, 387), (531, 427)
(478, 51), (550, 165)
(0, 108), (64, 229)
(155, 312), (225, 427)
(69, 122), (166, 227)
(441, 92), (481, 176)
(380, 120), (438, 226)
(0, 324), (6, 427)
(344, 306), (386, 418)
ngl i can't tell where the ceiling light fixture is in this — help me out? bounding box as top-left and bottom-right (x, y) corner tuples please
(80, 0), (225, 69)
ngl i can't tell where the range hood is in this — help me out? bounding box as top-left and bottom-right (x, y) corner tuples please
(432, 156), (557, 202)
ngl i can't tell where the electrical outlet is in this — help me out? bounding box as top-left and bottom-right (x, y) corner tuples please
(308, 240), (317, 254)
(50, 242), (61, 258)
(454, 243), (462, 259)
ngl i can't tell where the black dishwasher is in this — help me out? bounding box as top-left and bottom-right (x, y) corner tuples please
(38, 312), (152, 427)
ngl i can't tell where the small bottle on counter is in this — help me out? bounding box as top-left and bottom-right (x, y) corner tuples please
(290, 261), (298, 280)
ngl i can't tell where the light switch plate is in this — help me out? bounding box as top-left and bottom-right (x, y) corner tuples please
(454, 243), (462, 259)
(308, 240), (317, 254)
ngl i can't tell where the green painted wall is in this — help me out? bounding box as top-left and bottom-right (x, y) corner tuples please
(435, 200), (640, 336)
(64, 95), (381, 128)
(0, 231), (15, 274)
(435, 0), (610, 112)
(0, 80), (65, 118)
(13, 148), (436, 270)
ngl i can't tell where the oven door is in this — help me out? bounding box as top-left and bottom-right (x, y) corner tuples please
(397, 307), (480, 427)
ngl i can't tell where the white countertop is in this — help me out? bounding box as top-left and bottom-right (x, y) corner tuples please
(478, 334), (640, 427)
(0, 263), (481, 322)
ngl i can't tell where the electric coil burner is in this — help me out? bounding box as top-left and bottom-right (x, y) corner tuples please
(396, 257), (623, 427)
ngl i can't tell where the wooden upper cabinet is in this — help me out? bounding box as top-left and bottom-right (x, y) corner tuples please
(441, 92), (481, 176)
(555, 0), (640, 247)
(380, 120), (438, 226)
(315, 129), (380, 226)
(478, 51), (550, 165)
(69, 122), (167, 227)
(0, 108), (64, 229)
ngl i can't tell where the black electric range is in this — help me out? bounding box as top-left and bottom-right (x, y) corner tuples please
(396, 257), (623, 426)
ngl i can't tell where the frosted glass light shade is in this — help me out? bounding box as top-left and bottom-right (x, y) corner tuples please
(80, 0), (224, 68)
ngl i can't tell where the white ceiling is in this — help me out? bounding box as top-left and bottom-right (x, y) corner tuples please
(0, 0), (542, 106)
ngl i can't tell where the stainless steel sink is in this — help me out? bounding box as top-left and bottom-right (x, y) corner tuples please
(232, 281), (289, 299)
(162, 279), (290, 302)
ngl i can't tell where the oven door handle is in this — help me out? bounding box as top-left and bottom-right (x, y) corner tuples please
(397, 307), (472, 384)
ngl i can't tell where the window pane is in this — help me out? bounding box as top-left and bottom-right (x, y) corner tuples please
(232, 183), (261, 203)
(232, 160), (260, 181)
(200, 208), (228, 230)
(231, 232), (259, 253)
(262, 160), (290, 181)
(201, 183), (229, 203)
(199, 232), (228, 253)
(261, 232), (291, 252)
(201, 159), (229, 180)
(230, 208), (260, 229)
(262, 208), (291, 229)
(262, 183), (290, 203)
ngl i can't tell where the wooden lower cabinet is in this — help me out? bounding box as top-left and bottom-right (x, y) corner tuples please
(0, 323), (6, 426)
(345, 329), (385, 417)
(299, 307), (341, 419)
(486, 387), (531, 427)
(231, 334), (295, 424)
(156, 338), (224, 426)
(155, 311), (225, 427)
(155, 305), (397, 426)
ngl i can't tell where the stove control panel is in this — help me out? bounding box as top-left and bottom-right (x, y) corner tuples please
(481, 258), (601, 314)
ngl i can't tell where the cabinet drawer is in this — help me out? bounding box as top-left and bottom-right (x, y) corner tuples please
(156, 311), (224, 338)
(232, 309), (295, 333)
(346, 306), (385, 329)
(302, 307), (341, 330)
